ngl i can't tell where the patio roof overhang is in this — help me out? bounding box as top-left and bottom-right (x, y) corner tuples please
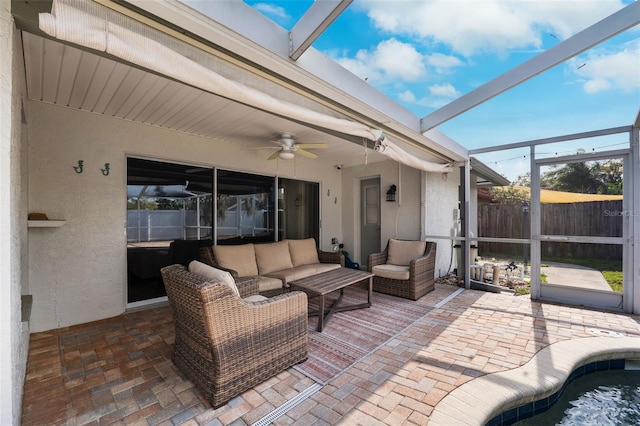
(470, 157), (510, 187)
(11, 0), (468, 170)
(14, 0), (636, 177)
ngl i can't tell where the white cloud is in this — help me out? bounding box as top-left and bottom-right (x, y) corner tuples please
(333, 38), (468, 85)
(252, 3), (289, 21)
(396, 86), (459, 109)
(335, 38), (427, 83)
(335, 55), (383, 83)
(358, 0), (626, 57)
(425, 53), (465, 72)
(398, 90), (417, 103)
(369, 39), (428, 81)
(583, 79), (613, 94)
(429, 83), (460, 98)
(571, 39), (640, 94)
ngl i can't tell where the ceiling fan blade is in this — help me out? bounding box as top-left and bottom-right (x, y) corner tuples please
(267, 150), (281, 160)
(296, 149), (318, 159)
(295, 143), (328, 149)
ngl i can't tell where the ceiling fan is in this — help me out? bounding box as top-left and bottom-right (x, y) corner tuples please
(253, 133), (328, 160)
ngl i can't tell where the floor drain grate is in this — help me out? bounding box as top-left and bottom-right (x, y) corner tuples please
(252, 383), (323, 426)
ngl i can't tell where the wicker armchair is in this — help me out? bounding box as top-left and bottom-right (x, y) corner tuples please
(160, 264), (308, 408)
(368, 240), (436, 300)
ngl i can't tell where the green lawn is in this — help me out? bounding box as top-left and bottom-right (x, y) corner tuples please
(480, 252), (623, 293)
(542, 257), (622, 292)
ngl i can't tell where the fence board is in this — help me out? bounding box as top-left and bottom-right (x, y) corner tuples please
(478, 200), (623, 260)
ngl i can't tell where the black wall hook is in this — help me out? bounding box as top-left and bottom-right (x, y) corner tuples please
(73, 160), (84, 174)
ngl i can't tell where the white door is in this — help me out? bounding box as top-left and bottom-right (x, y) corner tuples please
(531, 151), (631, 312)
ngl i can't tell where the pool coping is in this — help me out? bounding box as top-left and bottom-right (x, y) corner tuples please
(429, 335), (640, 426)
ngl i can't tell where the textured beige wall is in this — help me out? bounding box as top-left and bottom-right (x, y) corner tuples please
(424, 168), (461, 278)
(27, 101), (342, 332)
(1, 7), (30, 423)
(340, 160), (423, 265)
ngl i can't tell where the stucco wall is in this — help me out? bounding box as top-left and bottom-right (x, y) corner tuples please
(424, 169), (461, 279)
(1, 7), (30, 424)
(27, 101), (342, 332)
(340, 160), (423, 265)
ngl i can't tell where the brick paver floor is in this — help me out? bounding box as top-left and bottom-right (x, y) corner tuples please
(21, 285), (640, 425)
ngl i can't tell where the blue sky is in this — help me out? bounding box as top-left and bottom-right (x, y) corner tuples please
(245, 0), (639, 181)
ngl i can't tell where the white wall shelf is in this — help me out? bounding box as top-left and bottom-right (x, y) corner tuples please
(28, 220), (66, 228)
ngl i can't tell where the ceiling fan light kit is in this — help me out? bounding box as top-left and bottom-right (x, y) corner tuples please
(278, 151), (296, 160)
(249, 132), (328, 161)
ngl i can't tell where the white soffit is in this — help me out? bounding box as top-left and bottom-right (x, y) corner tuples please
(117, 0), (467, 162)
(21, 32), (383, 166)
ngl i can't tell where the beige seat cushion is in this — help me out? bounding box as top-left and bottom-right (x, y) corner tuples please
(264, 263), (341, 287)
(288, 238), (320, 266)
(254, 241), (293, 274)
(372, 264), (410, 281)
(387, 239), (426, 266)
(188, 260), (240, 297)
(213, 244), (258, 277)
(254, 276), (283, 292)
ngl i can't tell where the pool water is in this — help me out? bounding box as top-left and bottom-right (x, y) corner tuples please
(515, 370), (640, 425)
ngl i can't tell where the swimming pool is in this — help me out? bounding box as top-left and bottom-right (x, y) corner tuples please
(486, 359), (640, 425)
(515, 369), (640, 425)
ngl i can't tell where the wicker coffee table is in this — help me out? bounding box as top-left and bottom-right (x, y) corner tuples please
(289, 268), (374, 332)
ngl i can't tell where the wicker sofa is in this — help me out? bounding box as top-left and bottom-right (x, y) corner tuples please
(368, 239), (437, 300)
(160, 263), (308, 408)
(200, 238), (344, 296)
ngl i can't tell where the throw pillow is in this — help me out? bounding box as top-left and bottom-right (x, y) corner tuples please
(254, 241), (293, 274)
(212, 244), (258, 277)
(386, 239), (426, 266)
(188, 260), (240, 297)
(288, 238), (320, 266)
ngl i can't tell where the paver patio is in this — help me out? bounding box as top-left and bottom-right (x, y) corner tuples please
(22, 284), (640, 425)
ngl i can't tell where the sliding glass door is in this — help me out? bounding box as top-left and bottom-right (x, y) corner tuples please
(126, 158), (213, 304)
(126, 158), (321, 305)
(278, 178), (319, 242)
(216, 170), (275, 244)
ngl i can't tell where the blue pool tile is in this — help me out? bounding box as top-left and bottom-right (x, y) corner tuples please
(501, 407), (518, 424)
(485, 359), (631, 426)
(611, 359), (625, 369)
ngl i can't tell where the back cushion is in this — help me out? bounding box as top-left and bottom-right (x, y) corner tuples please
(288, 238), (320, 266)
(387, 239), (426, 266)
(254, 241), (293, 274)
(213, 244), (258, 277)
(188, 260), (239, 297)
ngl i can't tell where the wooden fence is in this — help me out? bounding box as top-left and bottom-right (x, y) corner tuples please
(477, 200), (623, 260)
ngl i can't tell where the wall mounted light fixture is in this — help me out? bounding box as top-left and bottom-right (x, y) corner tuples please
(386, 185), (397, 202)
